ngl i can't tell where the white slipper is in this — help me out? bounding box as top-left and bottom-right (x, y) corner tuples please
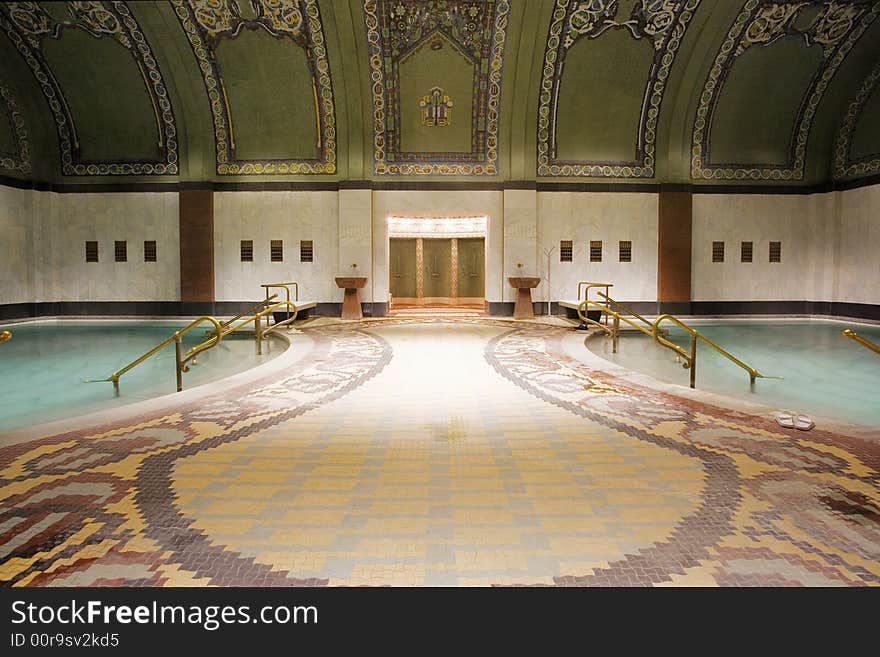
(794, 415), (815, 431)
(775, 410), (795, 429)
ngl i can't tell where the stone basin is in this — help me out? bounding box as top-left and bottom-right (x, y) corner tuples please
(508, 277), (541, 289)
(335, 277), (368, 289)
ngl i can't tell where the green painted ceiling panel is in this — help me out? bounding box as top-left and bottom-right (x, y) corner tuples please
(850, 86), (880, 161)
(398, 35), (473, 154)
(214, 29), (318, 161)
(555, 29), (653, 163)
(709, 38), (823, 167)
(42, 29), (160, 162)
(0, 107), (14, 155)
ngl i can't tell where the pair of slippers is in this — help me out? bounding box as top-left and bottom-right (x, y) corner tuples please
(775, 411), (814, 431)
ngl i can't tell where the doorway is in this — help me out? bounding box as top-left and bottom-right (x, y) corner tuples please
(390, 237), (485, 309)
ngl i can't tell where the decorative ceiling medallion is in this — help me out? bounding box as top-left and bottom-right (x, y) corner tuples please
(537, 0), (702, 179)
(365, 0), (510, 176)
(0, 82), (31, 173)
(420, 87), (453, 127)
(173, 0), (336, 175)
(692, 0), (880, 181)
(833, 58), (880, 180)
(0, 1), (177, 176)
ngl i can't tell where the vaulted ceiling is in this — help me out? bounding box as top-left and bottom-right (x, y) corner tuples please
(0, 0), (878, 186)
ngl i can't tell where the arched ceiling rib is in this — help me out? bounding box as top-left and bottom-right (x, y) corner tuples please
(0, 0), (877, 186)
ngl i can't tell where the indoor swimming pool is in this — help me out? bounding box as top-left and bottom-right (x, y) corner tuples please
(0, 321), (286, 433)
(585, 319), (880, 427)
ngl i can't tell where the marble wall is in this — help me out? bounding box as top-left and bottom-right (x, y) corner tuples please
(537, 192), (659, 302)
(0, 188), (179, 304)
(836, 184), (880, 305)
(0, 185), (34, 305)
(2, 182), (878, 313)
(213, 191), (339, 304)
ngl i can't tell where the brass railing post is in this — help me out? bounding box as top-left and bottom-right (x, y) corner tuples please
(255, 315), (263, 355)
(689, 333), (697, 389)
(174, 334), (184, 392)
(612, 314), (619, 353)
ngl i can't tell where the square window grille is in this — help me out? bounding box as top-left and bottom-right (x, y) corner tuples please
(560, 240), (572, 262)
(270, 240), (283, 262)
(619, 240), (632, 263)
(769, 241), (781, 263)
(712, 241), (724, 263)
(741, 241), (753, 263)
(144, 240), (157, 262)
(114, 240), (127, 263)
(240, 240), (253, 262)
(85, 241), (98, 263)
(590, 241), (602, 262)
(300, 240), (314, 263)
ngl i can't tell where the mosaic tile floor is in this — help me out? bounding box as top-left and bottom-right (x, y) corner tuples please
(1, 318), (878, 586)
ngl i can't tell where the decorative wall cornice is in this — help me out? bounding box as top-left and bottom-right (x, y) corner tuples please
(173, 0), (337, 175)
(833, 57), (880, 181)
(0, 81), (31, 173)
(364, 0), (510, 176)
(537, 0), (702, 178)
(0, 1), (178, 176)
(692, 0), (880, 181)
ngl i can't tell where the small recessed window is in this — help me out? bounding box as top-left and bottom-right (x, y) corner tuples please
(240, 240), (253, 262)
(271, 240), (284, 262)
(741, 241), (753, 263)
(300, 240), (314, 263)
(590, 240), (602, 263)
(85, 241), (98, 263)
(712, 241), (724, 263)
(769, 241), (781, 263)
(618, 240), (632, 263)
(114, 240), (127, 263)
(560, 240), (572, 262)
(144, 240), (157, 262)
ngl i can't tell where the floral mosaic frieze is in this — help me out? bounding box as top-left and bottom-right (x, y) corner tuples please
(364, 0), (510, 176)
(173, 0), (336, 175)
(0, 82), (31, 174)
(537, 0), (702, 178)
(0, 1), (178, 176)
(692, 0), (880, 181)
(833, 57), (880, 181)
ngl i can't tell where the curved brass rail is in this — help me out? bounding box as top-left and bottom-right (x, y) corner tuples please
(597, 292), (659, 335)
(210, 294), (278, 336)
(0, 330), (11, 344)
(251, 301), (302, 354)
(95, 316), (222, 394)
(843, 328), (880, 355)
(577, 281), (613, 301)
(653, 314), (763, 388)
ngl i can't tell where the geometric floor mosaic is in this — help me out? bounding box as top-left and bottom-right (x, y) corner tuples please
(1, 319), (878, 586)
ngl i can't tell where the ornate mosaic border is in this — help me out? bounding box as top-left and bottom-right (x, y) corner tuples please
(692, 0), (880, 181)
(0, 81), (31, 173)
(537, 0), (702, 179)
(172, 0), (336, 175)
(0, 1), (177, 176)
(364, 0), (510, 176)
(833, 58), (880, 180)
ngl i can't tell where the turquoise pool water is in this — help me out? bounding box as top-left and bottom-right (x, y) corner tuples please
(586, 320), (880, 427)
(0, 322), (285, 434)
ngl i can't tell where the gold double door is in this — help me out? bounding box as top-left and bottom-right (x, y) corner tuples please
(390, 237), (484, 307)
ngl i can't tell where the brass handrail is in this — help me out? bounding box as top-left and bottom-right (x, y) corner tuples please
(0, 330), (11, 344)
(251, 300), (302, 354)
(211, 294), (278, 335)
(597, 292), (655, 334)
(577, 281), (613, 301)
(653, 314), (763, 388)
(95, 316), (222, 394)
(843, 328), (880, 355)
(260, 282), (299, 337)
(578, 299), (654, 354)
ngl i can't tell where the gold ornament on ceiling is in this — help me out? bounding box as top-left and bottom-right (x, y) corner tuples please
(420, 87), (453, 127)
